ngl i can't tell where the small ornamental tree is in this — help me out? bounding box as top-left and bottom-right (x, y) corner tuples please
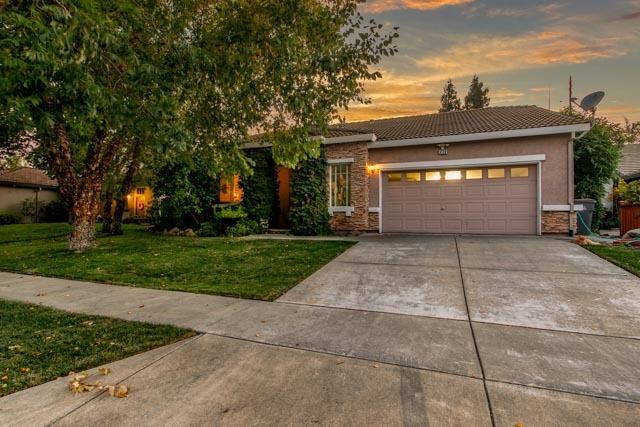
(289, 154), (331, 236)
(464, 75), (490, 109)
(439, 79), (461, 112)
(2, 1), (398, 251)
(563, 108), (631, 229)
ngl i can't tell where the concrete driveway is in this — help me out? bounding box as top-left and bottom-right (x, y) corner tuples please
(2, 235), (640, 426)
(279, 234), (640, 423)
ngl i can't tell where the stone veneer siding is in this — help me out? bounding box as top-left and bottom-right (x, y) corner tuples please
(542, 211), (576, 234)
(324, 142), (370, 233)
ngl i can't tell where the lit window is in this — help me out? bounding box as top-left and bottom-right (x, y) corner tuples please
(406, 172), (421, 182)
(466, 169), (482, 180)
(511, 167), (529, 177)
(425, 171), (441, 181)
(219, 175), (243, 203)
(445, 170), (462, 180)
(330, 163), (350, 206)
(387, 173), (402, 182)
(488, 168), (505, 179)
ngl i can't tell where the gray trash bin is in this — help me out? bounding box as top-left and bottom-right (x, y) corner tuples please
(575, 198), (596, 235)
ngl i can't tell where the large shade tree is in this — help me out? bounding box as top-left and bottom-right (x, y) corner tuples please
(1, 0), (398, 251)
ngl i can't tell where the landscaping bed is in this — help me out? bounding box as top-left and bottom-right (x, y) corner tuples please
(0, 299), (194, 397)
(0, 225), (353, 300)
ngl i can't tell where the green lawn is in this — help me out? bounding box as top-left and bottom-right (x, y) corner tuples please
(0, 299), (194, 397)
(586, 244), (640, 277)
(0, 224), (353, 300)
(0, 222), (72, 244)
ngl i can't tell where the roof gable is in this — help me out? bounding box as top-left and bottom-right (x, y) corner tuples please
(0, 167), (58, 188)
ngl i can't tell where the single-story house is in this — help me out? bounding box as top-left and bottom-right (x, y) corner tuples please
(248, 105), (590, 235)
(0, 167), (60, 221)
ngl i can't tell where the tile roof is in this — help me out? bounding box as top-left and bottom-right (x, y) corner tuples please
(328, 106), (589, 142)
(0, 167), (58, 188)
(620, 143), (640, 179)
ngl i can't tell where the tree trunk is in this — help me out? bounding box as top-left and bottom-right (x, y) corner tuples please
(69, 197), (98, 252)
(101, 190), (114, 233)
(111, 141), (141, 235)
(111, 199), (126, 235)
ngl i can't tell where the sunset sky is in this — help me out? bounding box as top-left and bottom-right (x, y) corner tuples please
(344, 0), (640, 124)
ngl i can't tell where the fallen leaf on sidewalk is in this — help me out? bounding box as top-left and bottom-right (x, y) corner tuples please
(68, 372), (101, 393)
(336, 360), (345, 365)
(372, 363), (379, 368)
(106, 384), (129, 398)
(138, 304), (145, 308)
(255, 333), (261, 337)
(98, 367), (111, 376)
(36, 292), (46, 297)
(514, 423), (524, 427)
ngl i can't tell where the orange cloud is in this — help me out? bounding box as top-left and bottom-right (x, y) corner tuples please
(416, 31), (627, 80)
(363, 0), (474, 13)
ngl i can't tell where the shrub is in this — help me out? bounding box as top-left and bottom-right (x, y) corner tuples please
(197, 222), (218, 237)
(615, 179), (640, 204)
(21, 197), (45, 222)
(226, 219), (260, 237)
(0, 211), (21, 225)
(43, 199), (69, 222)
(214, 205), (247, 235)
(240, 150), (278, 225)
(289, 153), (330, 235)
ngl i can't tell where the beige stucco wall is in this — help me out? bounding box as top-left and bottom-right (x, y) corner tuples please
(368, 133), (572, 206)
(0, 186), (59, 222)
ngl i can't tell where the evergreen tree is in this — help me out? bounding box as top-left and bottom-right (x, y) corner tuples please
(464, 75), (490, 109)
(439, 79), (461, 112)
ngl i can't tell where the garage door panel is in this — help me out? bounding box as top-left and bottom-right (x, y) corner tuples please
(405, 202), (423, 215)
(382, 166), (537, 235)
(405, 187), (422, 198)
(465, 202), (484, 214)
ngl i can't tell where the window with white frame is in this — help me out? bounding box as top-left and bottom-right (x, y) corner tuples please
(329, 163), (350, 207)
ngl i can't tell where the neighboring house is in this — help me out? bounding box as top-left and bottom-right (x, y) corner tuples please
(0, 167), (60, 221)
(123, 186), (154, 219)
(248, 105), (590, 235)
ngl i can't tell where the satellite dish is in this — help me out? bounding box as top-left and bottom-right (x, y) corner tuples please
(579, 91), (605, 111)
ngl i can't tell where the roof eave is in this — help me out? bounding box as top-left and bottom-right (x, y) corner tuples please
(367, 123), (591, 149)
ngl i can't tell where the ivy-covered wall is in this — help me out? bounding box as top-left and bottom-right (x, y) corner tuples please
(240, 149), (278, 226)
(289, 152), (331, 235)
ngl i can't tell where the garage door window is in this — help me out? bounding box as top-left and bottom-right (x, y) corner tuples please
(330, 163), (350, 206)
(387, 172), (402, 182)
(466, 169), (482, 180)
(406, 172), (421, 182)
(445, 170), (462, 180)
(425, 171), (441, 181)
(488, 168), (505, 179)
(511, 167), (529, 177)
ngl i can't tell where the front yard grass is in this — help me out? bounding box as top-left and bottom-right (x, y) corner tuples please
(0, 222), (72, 244)
(0, 225), (354, 300)
(0, 298), (194, 397)
(586, 244), (640, 277)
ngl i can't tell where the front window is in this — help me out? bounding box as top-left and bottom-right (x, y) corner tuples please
(219, 175), (243, 203)
(330, 163), (350, 206)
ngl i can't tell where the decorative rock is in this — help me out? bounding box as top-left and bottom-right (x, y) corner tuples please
(167, 227), (180, 235)
(183, 228), (196, 237)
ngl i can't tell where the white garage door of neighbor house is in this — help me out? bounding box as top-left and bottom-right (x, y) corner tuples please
(381, 165), (537, 234)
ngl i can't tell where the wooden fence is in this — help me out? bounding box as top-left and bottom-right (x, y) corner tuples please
(619, 204), (640, 236)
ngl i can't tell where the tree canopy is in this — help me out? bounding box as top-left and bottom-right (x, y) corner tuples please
(464, 75), (490, 109)
(439, 79), (461, 112)
(1, 0), (398, 250)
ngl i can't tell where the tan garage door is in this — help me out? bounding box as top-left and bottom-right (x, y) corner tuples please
(381, 165), (537, 234)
